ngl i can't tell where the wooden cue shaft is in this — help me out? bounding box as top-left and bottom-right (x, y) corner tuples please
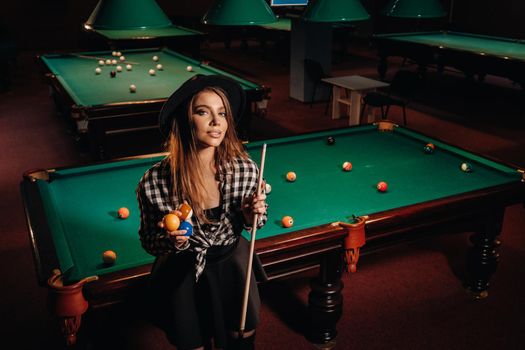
(239, 144), (267, 334)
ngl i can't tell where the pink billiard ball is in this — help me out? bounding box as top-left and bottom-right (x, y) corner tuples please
(377, 181), (388, 192)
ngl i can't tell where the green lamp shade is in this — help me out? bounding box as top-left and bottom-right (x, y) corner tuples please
(202, 0), (277, 25)
(383, 0), (446, 18)
(303, 0), (370, 22)
(85, 0), (172, 30)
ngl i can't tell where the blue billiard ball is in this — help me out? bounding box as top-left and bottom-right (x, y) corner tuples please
(179, 221), (193, 236)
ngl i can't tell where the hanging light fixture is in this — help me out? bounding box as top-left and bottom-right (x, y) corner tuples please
(302, 0), (370, 23)
(202, 0), (277, 25)
(383, 0), (446, 18)
(84, 0), (172, 30)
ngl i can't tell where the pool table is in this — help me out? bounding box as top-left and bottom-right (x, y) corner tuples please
(39, 47), (269, 159)
(373, 31), (525, 87)
(83, 25), (206, 58)
(21, 122), (524, 346)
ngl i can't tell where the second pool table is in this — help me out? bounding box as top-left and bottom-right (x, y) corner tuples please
(39, 47), (270, 159)
(373, 31), (525, 87)
(21, 122), (524, 346)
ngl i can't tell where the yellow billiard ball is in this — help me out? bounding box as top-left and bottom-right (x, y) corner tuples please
(163, 213), (180, 232)
(281, 216), (294, 228)
(118, 207), (129, 219)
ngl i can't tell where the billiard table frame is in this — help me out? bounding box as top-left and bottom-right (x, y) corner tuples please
(37, 52), (270, 160)
(21, 128), (525, 348)
(373, 31), (525, 88)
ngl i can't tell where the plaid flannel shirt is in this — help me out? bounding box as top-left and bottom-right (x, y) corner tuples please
(136, 156), (267, 280)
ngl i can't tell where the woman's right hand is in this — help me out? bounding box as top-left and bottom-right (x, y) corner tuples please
(158, 210), (189, 248)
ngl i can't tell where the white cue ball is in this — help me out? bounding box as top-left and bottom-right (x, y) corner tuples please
(152, 55), (159, 62)
(95, 67), (102, 74)
(119, 56), (126, 61)
(98, 60), (105, 66)
(186, 65), (193, 72)
(156, 64), (163, 70)
(116, 65), (123, 72)
(116, 51), (122, 57)
(129, 84), (137, 93)
(126, 64), (132, 71)
(111, 59), (117, 65)
(112, 51), (117, 56)
(149, 69), (156, 76)
(105, 59), (112, 65)
(265, 183), (272, 194)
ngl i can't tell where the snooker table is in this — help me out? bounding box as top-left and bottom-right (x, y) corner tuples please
(39, 47), (269, 159)
(21, 122), (524, 347)
(373, 31), (525, 87)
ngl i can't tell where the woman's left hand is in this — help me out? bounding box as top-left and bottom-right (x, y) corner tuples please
(241, 192), (267, 226)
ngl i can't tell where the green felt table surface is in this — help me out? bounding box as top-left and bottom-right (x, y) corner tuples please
(92, 25), (204, 40)
(35, 125), (521, 283)
(40, 48), (260, 107)
(375, 31), (525, 60)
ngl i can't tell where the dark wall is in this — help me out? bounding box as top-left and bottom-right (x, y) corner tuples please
(1, 0), (523, 51)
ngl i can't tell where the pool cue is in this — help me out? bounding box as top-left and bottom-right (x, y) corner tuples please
(239, 143), (267, 337)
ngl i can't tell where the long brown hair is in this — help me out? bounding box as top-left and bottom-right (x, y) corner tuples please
(166, 87), (248, 223)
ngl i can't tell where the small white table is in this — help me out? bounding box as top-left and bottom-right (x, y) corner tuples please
(322, 75), (390, 125)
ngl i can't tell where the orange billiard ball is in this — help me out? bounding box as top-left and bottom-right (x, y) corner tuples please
(281, 216), (294, 228)
(342, 161), (352, 171)
(102, 250), (117, 265)
(118, 207), (130, 219)
(286, 171), (297, 182)
(163, 213), (180, 232)
(178, 202), (193, 221)
(377, 181), (388, 192)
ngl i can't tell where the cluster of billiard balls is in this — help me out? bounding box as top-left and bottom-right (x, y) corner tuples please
(101, 207), (131, 265)
(162, 202), (194, 237)
(423, 142), (473, 172)
(94, 54), (195, 93)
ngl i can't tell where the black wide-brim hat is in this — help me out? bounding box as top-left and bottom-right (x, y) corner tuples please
(159, 74), (246, 138)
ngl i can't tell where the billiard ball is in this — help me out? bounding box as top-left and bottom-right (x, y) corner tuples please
(460, 162), (472, 172)
(105, 59), (112, 65)
(179, 221), (193, 236)
(149, 69), (156, 76)
(186, 65), (193, 72)
(342, 161), (352, 171)
(281, 216), (294, 228)
(126, 64), (132, 71)
(95, 67), (102, 74)
(110, 71), (116, 78)
(156, 63), (163, 70)
(286, 171), (296, 182)
(327, 136), (335, 145)
(119, 56), (126, 62)
(163, 213), (180, 232)
(377, 181), (388, 192)
(129, 84), (137, 93)
(116, 65), (122, 72)
(111, 59), (117, 65)
(98, 60), (105, 66)
(116, 51), (122, 57)
(178, 202), (193, 220)
(102, 250), (117, 265)
(424, 143), (435, 154)
(117, 207), (129, 219)
(265, 183), (272, 194)
(112, 51), (117, 56)
(153, 55), (159, 62)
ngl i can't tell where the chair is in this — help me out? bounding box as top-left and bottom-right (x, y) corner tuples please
(360, 70), (420, 125)
(303, 59), (332, 114)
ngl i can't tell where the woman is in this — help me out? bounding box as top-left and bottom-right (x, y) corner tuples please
(136, 74), (268, 350)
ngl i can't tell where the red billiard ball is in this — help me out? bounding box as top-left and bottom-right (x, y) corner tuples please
(342, 161), (352, 171)
(102, 250), (117, 264)
(377, 181), (388, 192)
(286, 171), (297, 182)
(281, 216), (294, 228)
(118, 207), (129, 219)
